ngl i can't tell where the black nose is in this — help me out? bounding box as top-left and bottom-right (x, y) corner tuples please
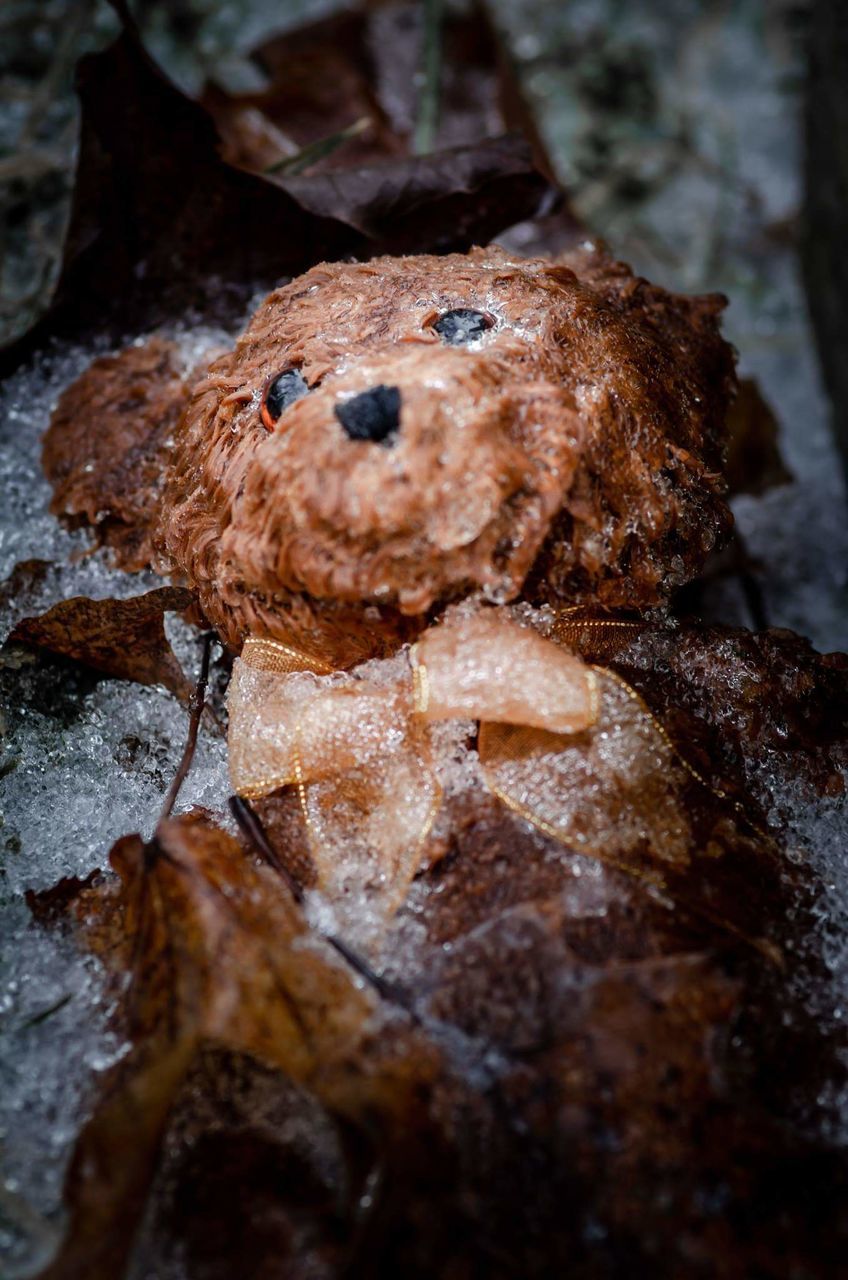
(335, 385), (401, 445)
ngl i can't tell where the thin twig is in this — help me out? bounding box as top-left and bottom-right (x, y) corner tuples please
(19, 993), (72, 1030)
(230, 794), (412, 1011)
(18, 0), (94, 148)
(228, 794), (304, 904)
(324, 932), (404, 1005)
(159, 633), (214, 821)
(413, 0), (445, 154)
(265, 116), (372, 176)
(733, 531), (769, 631)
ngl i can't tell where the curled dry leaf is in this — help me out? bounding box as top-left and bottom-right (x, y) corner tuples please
(201, 0), (581, 257)
(201, 0), (559, 179)
(0, 7), (553, 376)
(281, 134), (555, 253)
(5, 573), (194, 699)
(34, 811), (437, 1280)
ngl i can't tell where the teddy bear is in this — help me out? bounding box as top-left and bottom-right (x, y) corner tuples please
(43, 241), (741, 925)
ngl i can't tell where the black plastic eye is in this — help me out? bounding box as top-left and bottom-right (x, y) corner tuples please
(335, 385), (401, 445)
(261, 368), (309, 429)
(432, 308), (492, 344)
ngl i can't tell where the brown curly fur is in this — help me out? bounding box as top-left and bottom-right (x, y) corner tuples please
(155, 245), (735, 662)
(42, 338), (206, 572)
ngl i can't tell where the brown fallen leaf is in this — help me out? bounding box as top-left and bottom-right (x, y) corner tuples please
(36, 801), (845, 1278)
(6, 575), (194, 698)
(0, 21), (351, 371)
(202, 0), (558, 179)
(280, 134), (551, 254)
(607, 620), (848, 807)
(200, 0), (583, 259)
(33, 811), (436, 1280)
(200, 7), (404, 174)
(0, 5), (552, 377)
(25, 869), (104, 927)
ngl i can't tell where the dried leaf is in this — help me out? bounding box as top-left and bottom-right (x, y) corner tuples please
(608, 621), (848, 805)
(0, 28), (350, 369)
(200, 7), (402, 174)
(202, 0), (558, 176)
(25, 870), (104, 927)
(280, 134), (549, 252)
(35, 812), (434, 1280)
(202, 0), (581, 256)
(33, 752), (848, 1278)
(6, 577), (194, 698)
(0, 10), (552, 376)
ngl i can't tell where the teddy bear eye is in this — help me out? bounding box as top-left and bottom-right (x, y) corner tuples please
(433, 309), (492, 344)
(260, 368), (309, 429)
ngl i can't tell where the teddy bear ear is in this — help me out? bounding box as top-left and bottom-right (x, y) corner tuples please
(551, 242), (730, 326)
(42, 336), (219, 572)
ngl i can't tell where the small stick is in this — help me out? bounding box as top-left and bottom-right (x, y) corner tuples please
(228, 794), (304, 904)
(324, 932), (404, 1004)
(413, 0), (445, 154)
(230, 794), (411, 1010)
(159, 633), (214, 821)
(265, 117), (372, 176)
(733, 531), (769, 632)
(20, 993), (73, 1030)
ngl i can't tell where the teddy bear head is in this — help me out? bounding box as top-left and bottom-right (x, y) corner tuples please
(43, 245), (735, 666)
(156, 245), (734, 662)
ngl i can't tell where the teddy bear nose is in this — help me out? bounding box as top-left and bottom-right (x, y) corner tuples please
(335, 385), (401, 446)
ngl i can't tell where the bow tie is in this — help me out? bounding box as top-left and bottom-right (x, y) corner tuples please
(227, 610), (779, 961)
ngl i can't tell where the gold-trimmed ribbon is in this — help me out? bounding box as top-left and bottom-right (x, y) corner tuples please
(229, 637), (442, 920)
(476, 612), (779, 962)
(549, 606), (649, 660)
(228, 619), (779, 960)
(238, 636), (334, 678)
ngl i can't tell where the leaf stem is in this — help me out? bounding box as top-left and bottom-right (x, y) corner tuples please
(414, 0), (445, 155)
(228, 794), (304, 904)
(265, 116), (372, 176)
(159, 632), (214, 821)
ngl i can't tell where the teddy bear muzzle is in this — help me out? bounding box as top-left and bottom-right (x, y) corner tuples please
(223, 346), (552, 611)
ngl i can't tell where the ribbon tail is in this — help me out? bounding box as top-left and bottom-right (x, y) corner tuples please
(477, 668), (782, 965)
(297, 723), (441, 925)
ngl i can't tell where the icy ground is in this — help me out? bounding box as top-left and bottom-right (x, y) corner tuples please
(1, 1), (848, 1276)
(0, 334), (234, 1276)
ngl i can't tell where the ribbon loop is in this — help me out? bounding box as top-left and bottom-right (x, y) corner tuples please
(229, 638), (441, 927)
